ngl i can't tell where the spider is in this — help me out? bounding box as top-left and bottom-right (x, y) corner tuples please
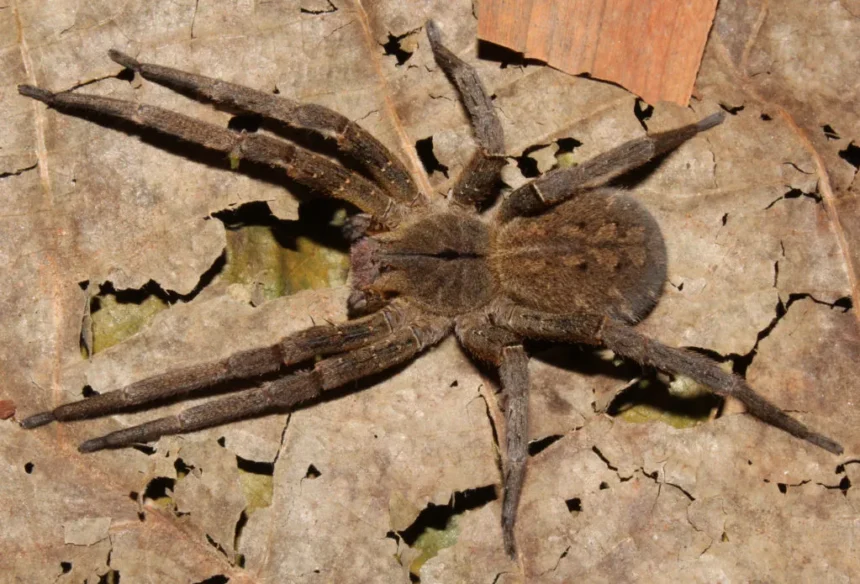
(19, 21), (842, 557)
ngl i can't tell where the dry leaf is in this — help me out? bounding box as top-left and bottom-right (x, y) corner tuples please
(2, 0), (857, 582)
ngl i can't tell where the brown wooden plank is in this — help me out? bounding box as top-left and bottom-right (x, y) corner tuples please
(477, 0), (719, 105)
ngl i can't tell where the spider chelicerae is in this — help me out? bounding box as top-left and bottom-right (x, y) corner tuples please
(19, 21), (842, 557)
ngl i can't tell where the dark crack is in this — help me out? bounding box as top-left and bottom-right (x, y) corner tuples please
(0, 162), (37, 179)
(479, 388), (503, 478)
(300, 0), (337, 15)
(724, 293), (852, 378)
(91, 250), (226, 310)
(783, 161), (814, 175)
(591, 445), (618, 471)
(528, 434), (563, 456)
(764, 187), (822, 209)
(719, 102), (745, 115)
(190, 0), (200, 39)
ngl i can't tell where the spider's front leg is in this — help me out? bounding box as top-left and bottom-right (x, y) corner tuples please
(494, 306), (844, 455)
(456, 314), (528, 557)
(22, 302), (412, 431)
(105, 50), (424, 206)
(426, 21), (507, 210)
(17, 86), (411, 228)
(497, 111), (726, 221)
(76, 313), (452, 453)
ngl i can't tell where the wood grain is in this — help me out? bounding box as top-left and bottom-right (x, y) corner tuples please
(478, 0), (719, 105)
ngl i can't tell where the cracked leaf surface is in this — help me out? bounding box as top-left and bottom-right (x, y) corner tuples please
(2, 0), (858, 582)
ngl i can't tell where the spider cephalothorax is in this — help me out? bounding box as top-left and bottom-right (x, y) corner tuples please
(19, 20), (842, 557)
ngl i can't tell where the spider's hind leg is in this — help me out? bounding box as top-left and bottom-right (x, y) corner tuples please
(494, 306), (843, 455)
(426, 21), (507, 210)
(21, 302), (412, 430)
(598, 319), (843, 455)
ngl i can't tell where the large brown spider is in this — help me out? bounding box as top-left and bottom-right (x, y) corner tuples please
(19, 22), (842, 557)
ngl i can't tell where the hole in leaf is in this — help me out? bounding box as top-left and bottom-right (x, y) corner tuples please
(415, 136), (449, 178)
(305, 464), (322, 479)
(833, 296), (853, 312)
(174, 458), (195, 478)
(760, 113), (772, 121)
(634, 98), (653, 129)
(82, 385), (99, 398)
(777, 482), (788, 494)
(88, 251), (226, 354)
(237, 456), (275, 475)
(24, 462), (34, 474)
(217, 437), (226, 447)
(821, 124), (840, 140)
(60, 561), (72, 573)
(143, 476), (176, 504)
(839, 141), (860, 169)
(514, 145), (544, 178)
(116, 68), (135, 83)
(131, 444), (156, 456)
(607, 372), (722, 429)
(528, 434), (562, 456)
(565, 497), (582, 513)
(599, 481), (610, 490)
(227, 114), (262, 133)
(97, 569), (121, 584)
(556, 137), (582, 154)
(382, 32), (415, 66)
(397, 485), (498, 555)
(193, 575), (229, 584)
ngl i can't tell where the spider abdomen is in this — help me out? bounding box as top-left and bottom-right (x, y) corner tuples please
(491, 189), (667, 322)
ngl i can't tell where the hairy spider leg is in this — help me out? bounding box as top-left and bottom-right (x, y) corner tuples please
(498, 345), (530, 557)
(21, 302), (413, 430)
(107, 50), (424, 207)
(598, 320), (843, 454)
(498, 111), (726, 222)
(456, 314), (528, 557)
(17, 85), (412, 229)
(495, 306), (844, 455)
(77, 314), (452, 453)
(426, 21), (507, 209)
